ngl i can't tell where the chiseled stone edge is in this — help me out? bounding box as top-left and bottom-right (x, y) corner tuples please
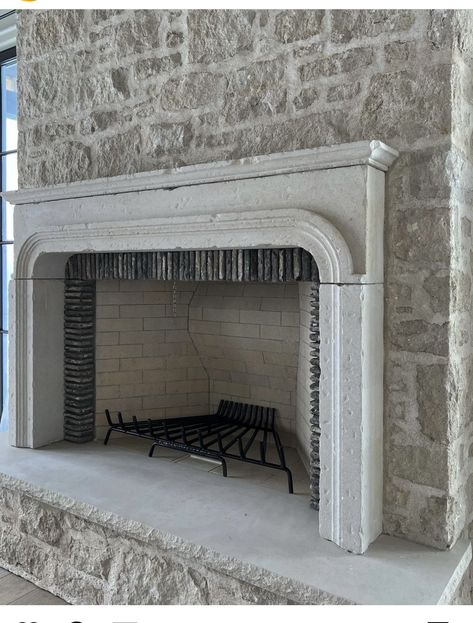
(0, 471), (352, 605)
(437, 542), (472, 604)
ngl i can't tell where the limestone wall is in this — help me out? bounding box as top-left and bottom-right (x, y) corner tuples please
(16, 9), (464, 550)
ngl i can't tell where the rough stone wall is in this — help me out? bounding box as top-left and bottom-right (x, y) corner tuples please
(0, 481), (349, 604)
(16, 9), (464, 550)
(449, 12), (473, 598)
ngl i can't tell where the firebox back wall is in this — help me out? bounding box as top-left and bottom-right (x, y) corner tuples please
(95, 280), (303, 445)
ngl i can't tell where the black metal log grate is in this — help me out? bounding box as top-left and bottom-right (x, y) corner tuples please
(104, 400), (294, 493)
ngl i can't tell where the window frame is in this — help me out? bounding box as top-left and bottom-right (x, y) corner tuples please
(0, 45), (16, 423)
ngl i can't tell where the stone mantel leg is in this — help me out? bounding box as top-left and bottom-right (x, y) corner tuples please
(9, 278), (64, 449)
(319, 283), (383, 553)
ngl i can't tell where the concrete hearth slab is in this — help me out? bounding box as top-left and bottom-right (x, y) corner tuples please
(0, 432), (469, 604)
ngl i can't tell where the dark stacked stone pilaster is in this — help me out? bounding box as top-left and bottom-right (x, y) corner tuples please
(64, 279), (96, 443)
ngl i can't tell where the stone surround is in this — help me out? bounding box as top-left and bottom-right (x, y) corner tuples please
(7, 141), (393, 555)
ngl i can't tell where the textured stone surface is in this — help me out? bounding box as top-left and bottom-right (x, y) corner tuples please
(0, 478), (349, 605)
(13, 7), (471, 565)
(417, 364), (448, 442)
(188, 10), (255, 63)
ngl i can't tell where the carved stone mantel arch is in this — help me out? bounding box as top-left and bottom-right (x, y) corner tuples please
(4, 140), (398, 554)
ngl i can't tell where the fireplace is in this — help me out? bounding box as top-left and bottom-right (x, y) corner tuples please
(63, 248), (321, 503)
(6, 140), (398, 555)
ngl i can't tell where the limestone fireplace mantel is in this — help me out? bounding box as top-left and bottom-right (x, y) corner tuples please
(5, 140), (398, 555)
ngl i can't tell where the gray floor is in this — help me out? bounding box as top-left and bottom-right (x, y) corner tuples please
(0, 567), (67, 605)
(0, 432), (470, 604)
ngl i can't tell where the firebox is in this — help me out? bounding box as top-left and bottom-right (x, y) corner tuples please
(63, 248), (321, 504)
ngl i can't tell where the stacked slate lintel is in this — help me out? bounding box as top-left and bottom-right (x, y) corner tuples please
(64, 279), (96, 442)
(65, 248), (319, 282)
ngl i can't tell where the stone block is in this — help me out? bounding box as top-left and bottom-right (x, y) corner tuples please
(77, 68), (130, 110)
(452, 271), (473, 313)
(143, 122), (193, 161)
(19, 497), (64, 546)
(80, 111), (121, 135)
(327, 82), (361, 102)
(91, 9), (123, 23)
(391, 444), (448, 490)
(34, 141), (92, 186)
(114, 10), (161, 57)
(417, 364), (448, 442)
(384, 41), (416, 64)
(96, 127), (142, 178)
(133, 53), (181, 81)
(161, 72), (226, 111)
(423, 272), (450, 315)
(294, 86), (319, 110)
(166, 31), (184, 48)
(427, 10), (453, 49)
(274, 10), (324, 43)
(361, 66), (451, 141)
(25, 9), (87, 57)
(392, 209), (450, 264)
(32, 122), (75, 146)
(330, 10), (415, 43)
(409, 147), (450, 199)
(188, 10), (255, 63)
(419, 495), (449, 547)
(224, 58), (286, 123)
(300, 47), (373, 81)
(391, 319), (448, 357)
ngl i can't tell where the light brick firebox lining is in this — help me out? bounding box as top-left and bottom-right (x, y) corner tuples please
(64, 248), (321, 507)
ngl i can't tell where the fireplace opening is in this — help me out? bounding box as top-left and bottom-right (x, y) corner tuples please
(64, 249), (320, 506)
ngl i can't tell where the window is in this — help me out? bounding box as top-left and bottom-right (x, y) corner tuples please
(0, 46), (16, 431)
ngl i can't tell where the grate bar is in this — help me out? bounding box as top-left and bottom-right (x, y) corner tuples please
(104, 399), (294, 493)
